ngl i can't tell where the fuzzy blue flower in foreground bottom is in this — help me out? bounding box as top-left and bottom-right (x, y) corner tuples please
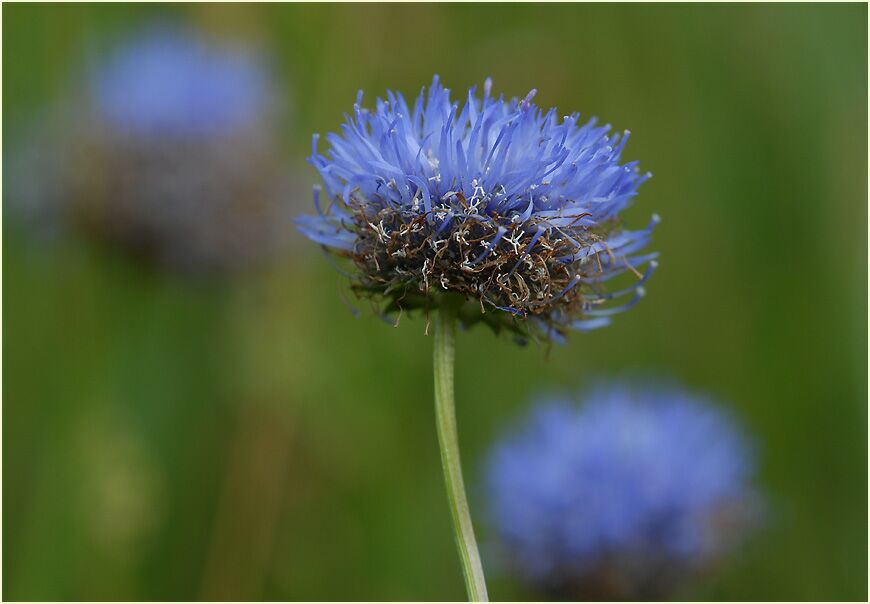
(485, 383), (763, 600)
(298, 76), (657, 341)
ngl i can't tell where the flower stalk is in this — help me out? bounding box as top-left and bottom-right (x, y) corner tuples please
(433, 302), (489, 602)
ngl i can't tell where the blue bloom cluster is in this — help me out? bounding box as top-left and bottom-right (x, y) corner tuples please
(91, 27), (270, 138)
(298, 77), (657, 339)
(10, 26), (297, 276)
(485, 383), (761, 599)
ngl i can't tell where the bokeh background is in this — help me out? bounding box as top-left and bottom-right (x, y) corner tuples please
(3, 3), (867, 601)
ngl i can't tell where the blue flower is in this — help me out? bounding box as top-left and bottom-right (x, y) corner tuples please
(90, 26), (271, 138)
(298, 76), (657, 340)
(485, 383), (762, 599)
(9, 25), (296, 276)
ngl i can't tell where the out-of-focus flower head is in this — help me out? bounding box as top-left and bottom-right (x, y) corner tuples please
(297, 76), (657, 341)
(91, 29), (268, 138)
(9, 24), (300, 277)
(485, 382), (763, 600)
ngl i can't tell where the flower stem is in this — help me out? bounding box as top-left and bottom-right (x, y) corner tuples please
(433, 305), (489, 602)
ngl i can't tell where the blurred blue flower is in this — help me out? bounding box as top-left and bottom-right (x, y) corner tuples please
(90, 27), (270, 138)
(9, 24), (301, 277)
(485, 382), (762, 599)
(298, 76), (657, 340)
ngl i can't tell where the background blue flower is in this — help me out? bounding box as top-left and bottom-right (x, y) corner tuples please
(485, 382), (762, 599)
(8, 24), (301, 276)
(90, 26), (271, 138)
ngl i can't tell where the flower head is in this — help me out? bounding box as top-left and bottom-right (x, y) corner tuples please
(90, 27), (270, 138)
(298, 76), (657, 340)
(485, 382), (762, 599)
(10, 26), (298, 277)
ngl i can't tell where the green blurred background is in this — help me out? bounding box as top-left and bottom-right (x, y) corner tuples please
(3, 3), (867, 601)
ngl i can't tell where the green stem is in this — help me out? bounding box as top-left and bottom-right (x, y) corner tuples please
(433, 305), (489, 602)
